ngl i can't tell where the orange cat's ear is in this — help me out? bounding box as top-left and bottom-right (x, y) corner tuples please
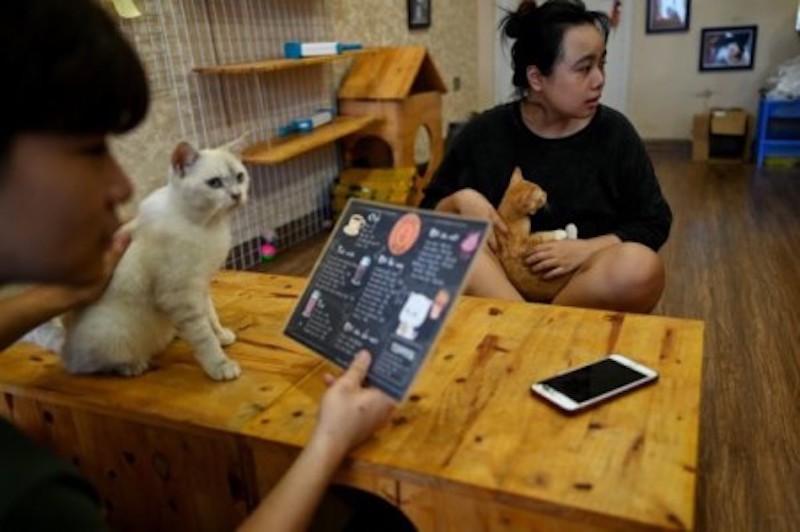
(510, 167), (524, 184)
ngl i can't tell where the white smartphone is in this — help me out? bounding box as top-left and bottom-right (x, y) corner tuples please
(531, 354), (658, 414)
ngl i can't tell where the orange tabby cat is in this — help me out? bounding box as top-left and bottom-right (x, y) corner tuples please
(495, 168), (577, 302)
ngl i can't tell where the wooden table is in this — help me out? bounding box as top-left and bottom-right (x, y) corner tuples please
(0, 271), (704, 531)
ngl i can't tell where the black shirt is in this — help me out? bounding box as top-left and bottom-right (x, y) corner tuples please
(0, 419), (106, 531)
(421, 102), (672, 251)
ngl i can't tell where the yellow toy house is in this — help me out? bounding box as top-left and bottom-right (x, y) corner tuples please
(338, 46), (447, 206)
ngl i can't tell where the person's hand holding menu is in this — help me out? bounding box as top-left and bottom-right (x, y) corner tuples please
(285, 199), (488, 400)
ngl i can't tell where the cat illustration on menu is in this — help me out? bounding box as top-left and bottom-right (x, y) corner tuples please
(395, 292), (433, 341)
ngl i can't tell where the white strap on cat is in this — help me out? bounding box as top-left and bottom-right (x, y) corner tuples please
(552, 224), (578, 241)
(566, 223), (578, 240)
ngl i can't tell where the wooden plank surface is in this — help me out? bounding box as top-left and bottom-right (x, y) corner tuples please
(239, 284), (704, 530)
(338, 46), (425, 100)
(338, 46), (446, 100)
(192, 48), (378, 75)
(648, 148), (800, 532)
(397, 481), (605, 532)
(242, 115), (380, 165)
(1, 396), (253, 531)
(0, 271), (703, 530)
(0, 274), (318, 434)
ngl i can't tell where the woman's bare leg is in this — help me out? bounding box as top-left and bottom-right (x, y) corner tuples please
(553, 242), (665, 313)
(465, 249), (524, 301)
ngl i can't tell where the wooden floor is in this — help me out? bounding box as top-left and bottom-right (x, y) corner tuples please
(259, 149), (800, 532)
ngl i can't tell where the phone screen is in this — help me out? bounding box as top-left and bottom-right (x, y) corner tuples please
(540, 358), (648, 403)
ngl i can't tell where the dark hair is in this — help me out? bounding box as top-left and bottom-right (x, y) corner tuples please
(501, 0), (610, 93)
(0, 0), (149, 165)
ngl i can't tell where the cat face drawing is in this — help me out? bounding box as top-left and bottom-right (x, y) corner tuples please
(395, 292), (433, 341)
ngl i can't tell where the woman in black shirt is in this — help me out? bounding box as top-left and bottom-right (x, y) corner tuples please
(423, 0), (672, 313)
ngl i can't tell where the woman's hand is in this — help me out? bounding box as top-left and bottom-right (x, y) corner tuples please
(0, 231), (131, 350)
(525, 235), (623, 280)
(53, 231), (131, 308)
(313, 350), (396, 460)
(525, 239), (594, 280)
(449, 189), (508, 252)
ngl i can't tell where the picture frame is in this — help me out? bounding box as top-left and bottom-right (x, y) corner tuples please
(646, 0), (690, 33)
(699, 25), (758, 72)
(796, 0), (800, 32)
(407, 0), (431, 30)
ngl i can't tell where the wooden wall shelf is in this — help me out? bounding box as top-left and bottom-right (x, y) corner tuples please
(193, 49), (378, 75)
(242, 115), (380, 165)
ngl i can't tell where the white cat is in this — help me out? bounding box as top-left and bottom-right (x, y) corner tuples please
(60, 140), (249, 381)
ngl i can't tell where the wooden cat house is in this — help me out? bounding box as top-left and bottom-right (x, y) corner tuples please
(338, 46), (447, 205)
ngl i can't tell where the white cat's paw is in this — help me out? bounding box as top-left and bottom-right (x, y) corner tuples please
(116, 360), (150, 377)
(217, 328), (236, 346)
(566, 223), (578, 240)
(553, 229), (567, 241)
(205, 358), (241, 381)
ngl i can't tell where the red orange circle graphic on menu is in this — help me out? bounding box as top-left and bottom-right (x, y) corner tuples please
(388, 213), (421, 255)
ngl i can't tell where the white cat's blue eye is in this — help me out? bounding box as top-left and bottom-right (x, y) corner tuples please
(207, 177), (224, 189)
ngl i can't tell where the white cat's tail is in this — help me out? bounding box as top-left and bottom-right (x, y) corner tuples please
(20, 319), (65, 353)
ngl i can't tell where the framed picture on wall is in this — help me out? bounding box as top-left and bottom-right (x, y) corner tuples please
(646, 0), (690, 33)
(796, 0), (800, 31)
(408, 0), (431, 30)
(699, 25), (758, 72)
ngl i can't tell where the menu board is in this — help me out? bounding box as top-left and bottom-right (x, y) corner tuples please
(284, 199), (489, 400)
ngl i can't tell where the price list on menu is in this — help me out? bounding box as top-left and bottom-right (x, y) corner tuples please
(284, 199), (488, 400)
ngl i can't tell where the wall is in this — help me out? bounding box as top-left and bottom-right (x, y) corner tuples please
(329, 0), (479, 127)
(628, 0), (800, 139)
(477, 0), (496, 109)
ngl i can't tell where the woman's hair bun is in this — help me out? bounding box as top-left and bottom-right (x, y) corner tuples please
(504, 0), (537, 39)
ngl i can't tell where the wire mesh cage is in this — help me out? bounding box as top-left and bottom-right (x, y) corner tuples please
(116, 0), (339, 270)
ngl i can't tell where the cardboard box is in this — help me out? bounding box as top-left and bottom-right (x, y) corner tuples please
(692, 114), (710, 161)
(692, 109), (753, 162)
(710, 108), (748, 135)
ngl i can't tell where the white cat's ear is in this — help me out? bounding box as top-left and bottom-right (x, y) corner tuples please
(510, 167), (524, 183)
(218, 132), (250, 157)
(171, 141), (200, 178)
